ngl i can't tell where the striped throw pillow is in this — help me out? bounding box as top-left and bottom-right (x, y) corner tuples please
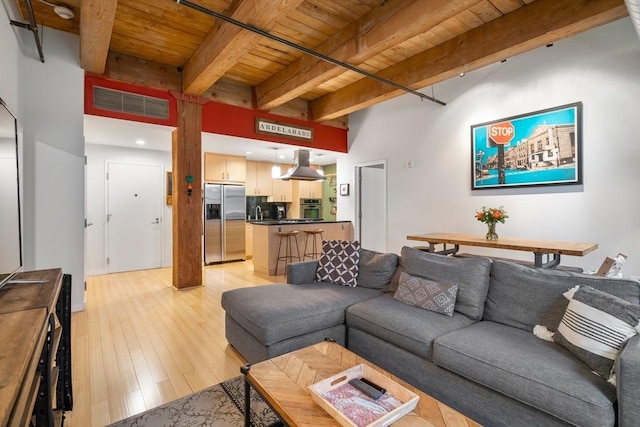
(554, 285), (640, 381)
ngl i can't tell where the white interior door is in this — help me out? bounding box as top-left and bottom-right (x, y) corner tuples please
(107, 162), (163, 273)
(356, 161), (387, 252)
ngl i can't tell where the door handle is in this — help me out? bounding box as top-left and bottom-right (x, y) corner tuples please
(151, 218), (160, 224)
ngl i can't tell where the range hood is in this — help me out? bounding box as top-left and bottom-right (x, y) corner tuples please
(278, 149), (325, 181)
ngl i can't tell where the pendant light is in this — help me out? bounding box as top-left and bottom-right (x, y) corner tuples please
(271, 148), (281, 178)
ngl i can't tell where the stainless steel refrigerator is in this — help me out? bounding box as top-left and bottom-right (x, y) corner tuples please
(204, 183), (246, 264)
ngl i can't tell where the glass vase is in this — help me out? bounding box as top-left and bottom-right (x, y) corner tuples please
(486, 222), (498, 240)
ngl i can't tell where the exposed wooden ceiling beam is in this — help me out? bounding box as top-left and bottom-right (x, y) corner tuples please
(181, 0), (304, 95)
(255, 0), (483, 111)
(310, 0), (628, 121)
(80, 0), (118, 75)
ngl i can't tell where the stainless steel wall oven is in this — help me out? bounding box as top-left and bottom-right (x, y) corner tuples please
(300, 198), (322, 220)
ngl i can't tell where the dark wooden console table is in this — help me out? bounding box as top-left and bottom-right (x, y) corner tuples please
(406, 232), (598, 268)
(0, 269), (73, 426)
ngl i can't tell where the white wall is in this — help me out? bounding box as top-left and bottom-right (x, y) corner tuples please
(2, 4), (85, 309)
(0, 3), (20, 113)
(342, 18), (640, 277)
(85, 144), (173, 275)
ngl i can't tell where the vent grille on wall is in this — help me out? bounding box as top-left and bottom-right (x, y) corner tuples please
(93, 86), (169, 119)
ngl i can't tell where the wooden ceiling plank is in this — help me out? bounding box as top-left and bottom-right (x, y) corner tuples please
(310, 0), (628, 121)
(105, 51), (182, 91)
(80, 0), (119, 75)
(294, 2), (351, 32)
(114, 3), (211, 39)
(109, 34), (188, 67)
(304, 0), (377, 21)
(488, 0), (527, 15)
(469, 1), (503, 23)
(118, 0), (216, 35)
(255, 0), (483, 111)
(182, 0), (304, 95)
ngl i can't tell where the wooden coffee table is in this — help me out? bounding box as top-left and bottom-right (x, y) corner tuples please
(242, 341), (480, 427)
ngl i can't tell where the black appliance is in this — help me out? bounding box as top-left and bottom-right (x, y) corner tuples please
(271, 204), (286, 220)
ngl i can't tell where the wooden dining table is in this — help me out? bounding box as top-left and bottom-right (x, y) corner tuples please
(406, 232), (598, 268)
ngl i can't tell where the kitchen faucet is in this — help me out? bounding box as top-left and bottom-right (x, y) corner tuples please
(255, 205), (263, 220)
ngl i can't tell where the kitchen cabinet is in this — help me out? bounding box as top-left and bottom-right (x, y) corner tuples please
(297, 178), (323, 198)
(246, 161), (273, 196)
(272, 176), (293, 202)
(204, 153), (246, 183)
(245, 223), (254, 258)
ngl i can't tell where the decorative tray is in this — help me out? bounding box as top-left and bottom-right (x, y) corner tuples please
(308, 364), (419, 427)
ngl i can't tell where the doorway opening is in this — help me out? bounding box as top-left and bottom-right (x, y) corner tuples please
(354, 160), (387, 252)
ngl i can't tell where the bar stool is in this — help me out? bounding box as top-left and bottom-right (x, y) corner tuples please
(275, 230), (301, 276)
(303, 229), (325, 260)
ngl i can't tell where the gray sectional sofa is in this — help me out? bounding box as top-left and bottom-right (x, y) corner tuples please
(221, 246), (640, 427)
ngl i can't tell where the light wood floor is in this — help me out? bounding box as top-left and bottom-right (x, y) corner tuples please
(66, 260), (281, 427)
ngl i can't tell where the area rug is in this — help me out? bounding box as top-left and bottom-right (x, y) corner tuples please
(108, 375), (282, 427)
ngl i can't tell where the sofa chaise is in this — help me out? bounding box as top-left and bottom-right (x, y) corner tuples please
(221, 245), (640, 427)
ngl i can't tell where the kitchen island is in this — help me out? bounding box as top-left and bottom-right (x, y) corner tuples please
(251, 220), (353, 276)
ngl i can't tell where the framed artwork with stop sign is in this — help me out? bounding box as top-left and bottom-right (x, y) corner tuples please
(471, 102), (582, 190)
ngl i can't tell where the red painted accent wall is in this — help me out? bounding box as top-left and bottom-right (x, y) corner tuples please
(85, 76), (348, 153)
(84, 76), (178, 126)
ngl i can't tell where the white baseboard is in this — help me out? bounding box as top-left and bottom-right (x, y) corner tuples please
(72, 302), (86, 312)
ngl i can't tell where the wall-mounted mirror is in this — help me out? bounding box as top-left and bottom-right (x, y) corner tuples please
(0, 97), (23, 288)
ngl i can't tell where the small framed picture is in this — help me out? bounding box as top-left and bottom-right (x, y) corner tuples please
(339, 183), (350, 196)
(166, 171), (173, 205)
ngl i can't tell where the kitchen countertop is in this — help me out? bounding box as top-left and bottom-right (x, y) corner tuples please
(249, 219), (350, 225)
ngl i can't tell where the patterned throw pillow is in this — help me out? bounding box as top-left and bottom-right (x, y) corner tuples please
(315, 240), (361, 287)
(554, 285), (640, 381)
(393, 272), (458, 316)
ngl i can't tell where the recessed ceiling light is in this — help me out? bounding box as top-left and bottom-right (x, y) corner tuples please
(246, 151), (252, 155)
(135, 139), (145, 145)
(459, 73), (465, 77)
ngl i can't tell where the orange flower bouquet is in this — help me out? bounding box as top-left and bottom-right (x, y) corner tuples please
(475, 206), (508, 240)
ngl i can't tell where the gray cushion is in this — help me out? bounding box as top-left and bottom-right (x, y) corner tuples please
(554, 286), (640, 380)
(286, 260), (319, 284)
(485, 260), (640, 332)
(433, 321), (617, 427)
(393, 272), (458, 316)
(346, 294), (475, 360)
(221, 283), (382, 345)
(356, 248), (399, 289)
(387, 247), (491, 320)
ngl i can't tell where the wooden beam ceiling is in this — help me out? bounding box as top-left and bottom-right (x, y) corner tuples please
(44, 0), (627, 124)
(181, 0), (304, 95)
(255, 0), (484, 111)
(80, 0), (118, 75)
(309, 0), (629, 121)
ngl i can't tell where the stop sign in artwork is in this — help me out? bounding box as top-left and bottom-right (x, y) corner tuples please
(488, 121), (515, 145)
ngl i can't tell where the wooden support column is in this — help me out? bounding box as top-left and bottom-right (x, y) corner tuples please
(172, 100), (203, 289)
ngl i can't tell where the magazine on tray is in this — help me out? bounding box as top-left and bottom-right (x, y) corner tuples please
(321, 381), (403, 427)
